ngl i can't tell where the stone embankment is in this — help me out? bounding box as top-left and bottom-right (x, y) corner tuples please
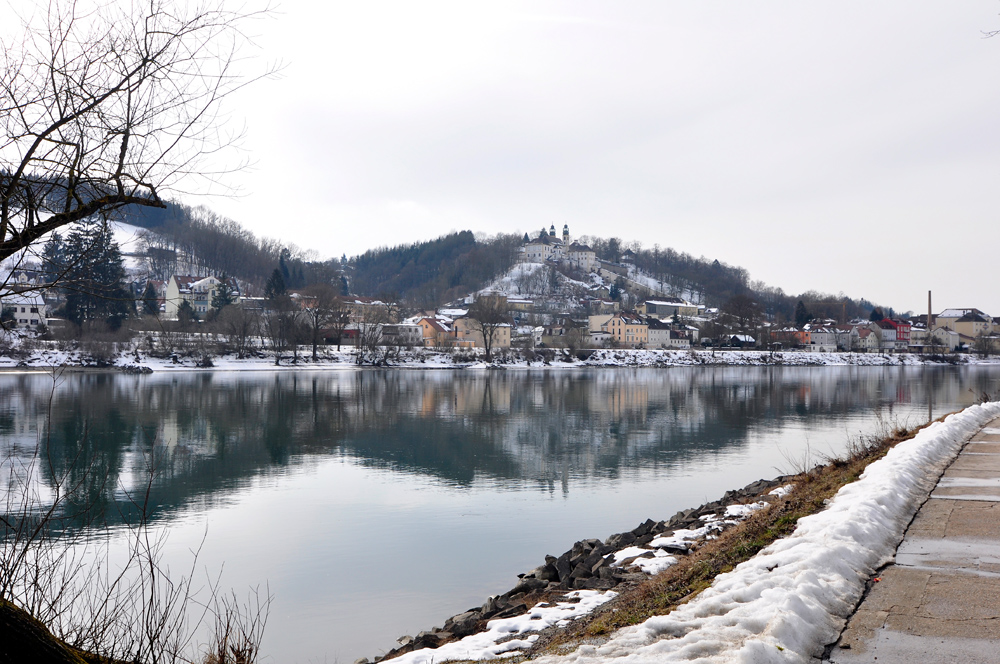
(369, 476), (792, 664)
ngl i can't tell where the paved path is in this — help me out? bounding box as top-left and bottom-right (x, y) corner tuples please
(827, 417), (1000, 663)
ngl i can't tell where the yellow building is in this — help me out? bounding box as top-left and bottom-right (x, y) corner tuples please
(606, 312), (648, 348)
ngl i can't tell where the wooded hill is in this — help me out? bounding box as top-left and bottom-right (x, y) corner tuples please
(118, 203), (887, 319)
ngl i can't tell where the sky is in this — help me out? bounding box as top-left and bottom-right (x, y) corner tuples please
(196, 1), (1000, 315)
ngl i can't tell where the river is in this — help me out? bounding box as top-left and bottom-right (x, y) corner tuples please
(1, 365), (997, 662)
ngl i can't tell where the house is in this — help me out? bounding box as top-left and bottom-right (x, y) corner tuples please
(935, 308), (991, 333)
(807, 327), (838, 352)
(871, 320), (898, 352)
(0, 289), (47, 328)
(953, 311), (993, 339)
(887, 319), (911, 351)
(381, 323), (423, 347)
(727, 334), (756, 348)
(164, 275), (240, 319)
(566, 242), (599, 272)
(415, 317), (452, 347)
(851, 328), (879, 352)
(647, 319), (690, 349)
(638, 299), (700, 319)
(451, 316), (512, 350)
(605, 312), (647, 348)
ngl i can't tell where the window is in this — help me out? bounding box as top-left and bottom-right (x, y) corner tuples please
(30, 307), (37, 313)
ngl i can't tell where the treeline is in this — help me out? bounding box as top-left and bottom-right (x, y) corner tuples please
(347, 231), (522, 307)
(578, 236), (885, 322)
(124, 202), (341, 293)
(121, 201), (886, 317)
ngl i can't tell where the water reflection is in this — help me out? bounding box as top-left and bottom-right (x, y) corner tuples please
(1, 366), (996, 526)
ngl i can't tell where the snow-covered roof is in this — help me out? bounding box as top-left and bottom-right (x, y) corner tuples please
(938, 308), (983, 318)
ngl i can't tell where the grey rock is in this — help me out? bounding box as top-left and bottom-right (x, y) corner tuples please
(632, 518), (656, 537)
(555, 553), (573, 581)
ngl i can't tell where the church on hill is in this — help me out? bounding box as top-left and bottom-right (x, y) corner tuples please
(519, 224), (598, 272)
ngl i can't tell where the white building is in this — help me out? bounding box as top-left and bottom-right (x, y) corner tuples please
(0, 289), (47, 328)
(164, 275), (240, 319)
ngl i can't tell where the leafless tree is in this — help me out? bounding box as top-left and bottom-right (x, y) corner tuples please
(301, 283), (339, 361)
(219, 303), (258, 359)
(468, 294), (510, 361)
(973, 332), (997, 357)
(261, 296), (298, 366)
(355, 304), (392, 365)
(0, 0), (277, 263)
(721, 294), (763, 332)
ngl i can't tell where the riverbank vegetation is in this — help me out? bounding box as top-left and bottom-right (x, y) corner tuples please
(378, 412), (937, 664)
(521, 414), (929, 658)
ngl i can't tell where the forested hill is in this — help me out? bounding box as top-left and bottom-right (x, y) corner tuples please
(117, 202), (884, 316)
(347, 232), (522, 307)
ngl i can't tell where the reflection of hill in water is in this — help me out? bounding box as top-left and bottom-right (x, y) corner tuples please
(0, 366), (996, 525)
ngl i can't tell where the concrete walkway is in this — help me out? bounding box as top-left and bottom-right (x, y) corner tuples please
(827, 418), (1000, 663)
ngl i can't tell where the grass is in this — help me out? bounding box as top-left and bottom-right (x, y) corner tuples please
(528, 414), (931, 655)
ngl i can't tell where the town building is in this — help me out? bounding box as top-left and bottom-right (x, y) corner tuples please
(164, 275), (240, 319)
(0, 290), (46, 328)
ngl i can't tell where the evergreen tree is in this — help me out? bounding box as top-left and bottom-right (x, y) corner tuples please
(40, 232), (66, 285)
(794, 300), (812, 327)
(177, 299), (198, 324)
(142, 282), (160, 317)
(265, 268), (286, 300)
(869, 307), (884, 322)
(212, 274), (237, 312)
(63, 220), (135, 328)
(279, 248), (291, 281)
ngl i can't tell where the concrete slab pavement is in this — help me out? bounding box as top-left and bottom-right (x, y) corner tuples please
(827, 422), (1000, 663)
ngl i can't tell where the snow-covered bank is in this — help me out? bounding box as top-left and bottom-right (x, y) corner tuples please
(1, 341), (998, 373)
(530, 401), (1000, 664)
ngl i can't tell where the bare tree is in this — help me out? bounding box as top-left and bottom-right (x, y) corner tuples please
(301, 283), (339, 361)
(468, 294), (510, 362)
(355, 304), (391, 366)
(973, 332), (997, 357)
(721, 294), (762, 332)
(261, 296), (297, 366)
(219, 303), (258, 359)
(0, 0), (276, 263)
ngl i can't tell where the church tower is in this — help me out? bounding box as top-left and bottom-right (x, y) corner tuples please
(563, 224), (570, 245)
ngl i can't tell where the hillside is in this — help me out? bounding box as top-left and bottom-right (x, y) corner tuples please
(109, 203), (887, 316)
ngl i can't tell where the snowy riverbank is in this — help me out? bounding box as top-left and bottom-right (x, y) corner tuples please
(1, 342), (998, 372)
(368, 402), (1000, 664)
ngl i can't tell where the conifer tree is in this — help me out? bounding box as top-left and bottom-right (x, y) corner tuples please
(265, 268), (286, 300)
(40, 232), (66, 285)
(212, 274), (237, 312)
(63, 220), (134, 328)
(142, 282), (160, 317)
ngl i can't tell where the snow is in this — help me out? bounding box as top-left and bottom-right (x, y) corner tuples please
(2, 339), (1000, 373)
(389, 591), (617, 664)
(768, 484), (795, 498)
(530, 401), (1000, 664)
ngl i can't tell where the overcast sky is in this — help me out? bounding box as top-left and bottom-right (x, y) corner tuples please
(202, 1), (1000, 315)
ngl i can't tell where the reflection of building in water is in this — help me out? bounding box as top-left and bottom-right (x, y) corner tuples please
(1, 367), (998, 519)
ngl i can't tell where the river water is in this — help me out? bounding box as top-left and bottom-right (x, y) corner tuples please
(1, 365), (998, 662)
